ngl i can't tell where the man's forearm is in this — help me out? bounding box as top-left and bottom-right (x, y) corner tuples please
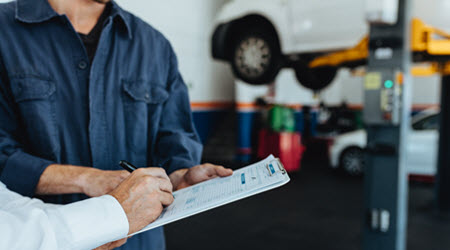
(35, 164), (92, 195)
(36, 165), (130, 197)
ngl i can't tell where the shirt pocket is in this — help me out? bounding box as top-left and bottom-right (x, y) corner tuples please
(10, 76), (59, 160)
(122, 80), (169, 162)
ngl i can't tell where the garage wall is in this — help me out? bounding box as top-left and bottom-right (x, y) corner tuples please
(235, 67), (441, 115)
(271, 69), (441, 108)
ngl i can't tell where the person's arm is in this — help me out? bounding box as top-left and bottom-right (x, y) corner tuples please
(0, 62), (54, 196)
(0, 60), (128, 197)
(35, 164), (129, 197)
(0, 168), (174, 250)
(0, 182), (128, 250)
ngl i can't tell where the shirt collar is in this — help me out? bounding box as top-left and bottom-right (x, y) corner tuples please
(15, 0), (132, 39)
(15, 0), (58, 23)
(110, 1), (133, 39)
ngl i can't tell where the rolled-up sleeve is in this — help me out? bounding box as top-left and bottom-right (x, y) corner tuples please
(154, 47), (203, 174)
(0, 182), (129, 250)
(0, 64), (55, 197)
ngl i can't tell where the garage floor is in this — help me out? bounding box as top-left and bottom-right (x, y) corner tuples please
(165, 148), (450, 250)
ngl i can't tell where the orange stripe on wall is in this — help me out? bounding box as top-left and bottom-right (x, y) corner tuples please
(190, 102), (234, 110)
(236, 102), (258, 109)
(235, 102), (303, 110)
(411, 104), (440, 110)
(190, 102), (439, 111)
(348, 104), (439, 111)
(347, 104), (364, 110)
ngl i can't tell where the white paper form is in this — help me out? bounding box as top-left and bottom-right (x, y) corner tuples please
(130, 155), (290, 236)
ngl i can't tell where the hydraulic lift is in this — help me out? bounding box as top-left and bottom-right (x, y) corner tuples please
(362, 1), (411, 249)
(309, 18), (450, 76)
(307, 0), (450, 249)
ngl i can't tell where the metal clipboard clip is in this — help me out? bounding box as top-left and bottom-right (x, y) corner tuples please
(266, 158), (287, 176)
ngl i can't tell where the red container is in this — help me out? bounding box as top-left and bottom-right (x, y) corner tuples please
(257, 129), (305, 173)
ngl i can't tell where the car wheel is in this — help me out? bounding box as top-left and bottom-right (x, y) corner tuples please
(340, 147), (364, 176)
(231, 28), (282, 85)
(294, 61), (337, 91)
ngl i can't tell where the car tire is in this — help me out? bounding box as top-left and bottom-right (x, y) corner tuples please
(294, 61), (337, 91)
(340, 147), (364, 176)
(230, 28), (282, 85)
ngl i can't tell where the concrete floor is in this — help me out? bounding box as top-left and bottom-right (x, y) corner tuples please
(165, 151), (450, 250)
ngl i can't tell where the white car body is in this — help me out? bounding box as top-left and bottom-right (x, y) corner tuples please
(216, 0), (450, 56)
(329, 110), (439, 176)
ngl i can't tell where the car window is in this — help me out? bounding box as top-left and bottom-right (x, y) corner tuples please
(412, 114), (440, 130)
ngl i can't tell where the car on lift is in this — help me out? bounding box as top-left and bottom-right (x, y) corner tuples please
(328, 109), (439, 176)
(211, 0), (450, 91)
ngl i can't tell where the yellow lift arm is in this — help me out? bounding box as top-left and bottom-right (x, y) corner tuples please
(309, 18), (450, 75)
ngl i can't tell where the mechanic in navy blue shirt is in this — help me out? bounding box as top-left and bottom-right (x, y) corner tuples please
(0, 0), (233, 249)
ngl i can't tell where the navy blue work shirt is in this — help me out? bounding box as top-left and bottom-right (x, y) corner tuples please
(0, 0), (202, 249)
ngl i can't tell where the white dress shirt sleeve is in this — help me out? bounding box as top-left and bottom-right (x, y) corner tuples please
(0, 182), (129, 250)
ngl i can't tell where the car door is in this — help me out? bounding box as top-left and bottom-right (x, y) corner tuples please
(288, 0), (366, 53)
(407, 114), (439, 175)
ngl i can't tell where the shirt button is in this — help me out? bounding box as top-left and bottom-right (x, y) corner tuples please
(78, 60), (88, 70)
(145, 93), (150, 100)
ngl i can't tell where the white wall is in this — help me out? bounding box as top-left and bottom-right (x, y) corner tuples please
(278, 68), (441, 108)
(236, 67), (441, 109)
(116, 0), (234, 104)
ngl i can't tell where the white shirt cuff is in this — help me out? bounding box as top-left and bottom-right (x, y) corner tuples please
(49, 195), (129, 250)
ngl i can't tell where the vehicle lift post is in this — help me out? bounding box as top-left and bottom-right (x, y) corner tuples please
(362, 0), (411, 249)
(436, 73), (450, 217)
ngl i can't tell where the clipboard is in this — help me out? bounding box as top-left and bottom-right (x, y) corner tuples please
(129, 155), (290, 236)
(266, 158), (287, 176)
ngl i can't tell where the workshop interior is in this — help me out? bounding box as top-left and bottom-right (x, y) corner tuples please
(1, 0), (450, 249)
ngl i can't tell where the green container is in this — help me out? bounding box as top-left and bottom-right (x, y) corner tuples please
(355, 110), (364, 129)
(268, 105), (296, 132)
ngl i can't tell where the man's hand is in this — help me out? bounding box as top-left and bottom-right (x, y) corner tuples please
(80, 168), (130, 197)
(109, 168), (174, 235)
(170, 163), (233, 190)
